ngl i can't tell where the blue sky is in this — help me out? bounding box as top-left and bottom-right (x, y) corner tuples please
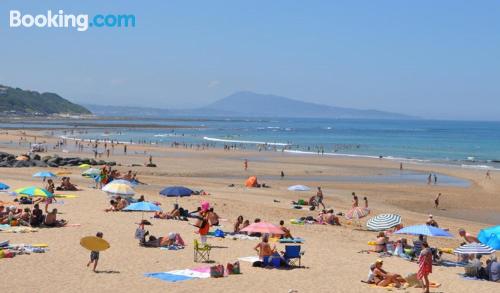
(1, 1), (499, 120)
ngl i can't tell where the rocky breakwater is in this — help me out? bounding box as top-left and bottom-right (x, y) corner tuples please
(0, 151), (116, 168)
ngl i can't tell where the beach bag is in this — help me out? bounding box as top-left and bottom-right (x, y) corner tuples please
(226, 261), (240, 274)
(210, 264), (224, 278)
(298, 199), (306, 205)
(226, 263), (234, 275)
(214, 229), (225, 238)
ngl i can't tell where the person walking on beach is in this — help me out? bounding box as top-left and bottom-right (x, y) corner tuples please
(280, 171), (285, 179)
(244, 159), (248, 171)
(352, 192), (359, 208)
(427, 173), (432, 185)
(434, 193), (441, 209)
(486, 170), (491, 179)
(417, 242), (433, 293)
(124, 144), (127, 155)
(316, 187), (326, 210)
(87, 232), (104, 272)
(400, 162), (403, 171)
(433, 174), (438, 184)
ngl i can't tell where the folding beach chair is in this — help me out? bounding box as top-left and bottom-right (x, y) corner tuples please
(193, 239), (211, 262)
(283, 245), (304, 267)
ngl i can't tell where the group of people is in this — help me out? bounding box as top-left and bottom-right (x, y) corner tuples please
(0, 203), (66, 227)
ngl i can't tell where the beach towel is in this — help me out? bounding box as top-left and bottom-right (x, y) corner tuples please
(238, 256), (260, 263)
(159, 245), (184, 251)
(226, 234), (259, 241)
(144, 266), (211, 283)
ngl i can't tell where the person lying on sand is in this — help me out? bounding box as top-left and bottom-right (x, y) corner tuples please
(105, 200), (118, 212)
(458, 228), (479, 243)
(155, 203), (183, 219)
(367, 259), (405, 288)
(115, 196), (129, 211)
(324, 209), (341, 225)
(44, 208), (67, 227)
(426, 215), (438, 227)
(56, 177), (79, 191)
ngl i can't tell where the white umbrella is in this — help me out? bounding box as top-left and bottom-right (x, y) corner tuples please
(288, 185), (311, 191)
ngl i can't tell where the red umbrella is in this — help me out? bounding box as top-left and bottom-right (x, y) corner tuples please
(240, 222), (284, 234)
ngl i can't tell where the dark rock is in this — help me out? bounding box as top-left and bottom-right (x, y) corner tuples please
(146, 163), (157, 167)
(41, 156), (52, 162)
(13, 160), (32, 167)
(32, 160), (48, 167)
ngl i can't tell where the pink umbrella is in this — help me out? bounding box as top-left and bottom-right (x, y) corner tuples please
(345, 207), (369, 220)
(240, 222), (284, 235)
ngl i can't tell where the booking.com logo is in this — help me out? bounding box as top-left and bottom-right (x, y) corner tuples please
(9, 10), (135, 32)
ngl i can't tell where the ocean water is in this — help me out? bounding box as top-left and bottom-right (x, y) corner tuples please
(4, 118), (500, 169)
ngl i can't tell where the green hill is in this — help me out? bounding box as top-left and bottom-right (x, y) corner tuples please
(0, 85), (91, 115)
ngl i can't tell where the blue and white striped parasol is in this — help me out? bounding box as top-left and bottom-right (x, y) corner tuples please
(367, 214), (401, 231)
(454, 243), (495, 255)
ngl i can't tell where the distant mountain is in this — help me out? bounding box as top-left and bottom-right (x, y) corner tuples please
(201, 91), (415, 119)
(86, 91), (415, 119)
(0, 85), (91, 115)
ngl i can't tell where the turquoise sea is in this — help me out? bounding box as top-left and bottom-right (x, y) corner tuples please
(4, 118), (500, 170)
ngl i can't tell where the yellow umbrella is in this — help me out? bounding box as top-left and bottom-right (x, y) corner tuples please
(15, 186), (54, 197)
(78, 164), (91, 169)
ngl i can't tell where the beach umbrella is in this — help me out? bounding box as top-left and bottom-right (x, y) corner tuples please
(108, 179), (136, 187)
(33, 171), (57, 179)
(78, 163), (91, 169)
(240, 222), (284, 235)
(82, 168), (101, 177)
(454, 243), (495, 255)
(102, 183), (135, 196)
(159, 186), (193, 197)
(14, 186), (54, 198)
(394, 225), (453, 238)
(0, 183), (9, 190)
(123, 201), (161, 219)
(287, 185), (311, 191)
(345, 207), (370, 220)
(478, 225), (500, 250)
(366, 214), (402, 231)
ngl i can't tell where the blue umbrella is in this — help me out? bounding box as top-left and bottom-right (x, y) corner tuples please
(123, 202), (162, 212)
(123, 201), (161, 219)
(159, 186), (193, 197)
(394, 224), (453, 238)
(33, 171), (57, 180)
(0, 182), (9, 190)
(478, 225), (500, 250)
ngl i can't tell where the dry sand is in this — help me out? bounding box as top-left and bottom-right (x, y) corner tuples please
(0, 130), (499, 293)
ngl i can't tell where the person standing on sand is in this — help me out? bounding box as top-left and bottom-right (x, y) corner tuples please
(486, 170), (491, 179)
(316, 187), (326, 210)
(427, 173), (432, 185)
(434, 193), (441, 209)
(433, 174), (437, 184)
(400, 162), (403, 171)
(124, 144), (127, 155)
(87, 232), (104, 272)
(417, 242), (433, 293)
(280, 171), (285, 179)
(244, 159), (248, 171)
(352, 192), (359, 208)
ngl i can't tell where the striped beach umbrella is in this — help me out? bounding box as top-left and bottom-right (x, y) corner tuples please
(394, 224), (453, 238)
(454, 243), (495, 255)
(102, 183), (135, 196)
(15, 186), (54, 198)
(345, 207), (370, 220)
(367, 214), (402, 231)
(82, 168), (101, 177)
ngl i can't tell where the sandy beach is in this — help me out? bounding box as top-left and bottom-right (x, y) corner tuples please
(1, 130), (499, 293)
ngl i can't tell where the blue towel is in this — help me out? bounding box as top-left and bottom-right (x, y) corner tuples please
(144, 272), (193, 282)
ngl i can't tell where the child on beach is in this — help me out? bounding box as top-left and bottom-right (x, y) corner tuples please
(87, 232), (103, 272)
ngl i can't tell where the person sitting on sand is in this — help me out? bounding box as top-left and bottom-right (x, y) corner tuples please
(325, 209), (341, 225)
(18, 207), (31, 226)
(234, 215), (244, 233)
(367, 259), (405, 288)
(137, 195), (145, 202)
(44, 208), (67, 227)
(458, 228), (479, 243)
(279, 220), (293, 239)
(155, 203), (181, 219)
(254, 234), (276, 260)
(426, 215), (439, 227)
(30, 204), (44, 227)
(412, 234), (426, 257)
(207, 207), (220, 226)
(241, 219), (250, 234)
(374, 232), (388, 253)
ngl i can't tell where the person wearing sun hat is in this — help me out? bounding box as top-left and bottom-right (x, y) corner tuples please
(367, 258), (405, 287)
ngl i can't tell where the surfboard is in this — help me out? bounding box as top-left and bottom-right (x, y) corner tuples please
(80, 236), (110, 251)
